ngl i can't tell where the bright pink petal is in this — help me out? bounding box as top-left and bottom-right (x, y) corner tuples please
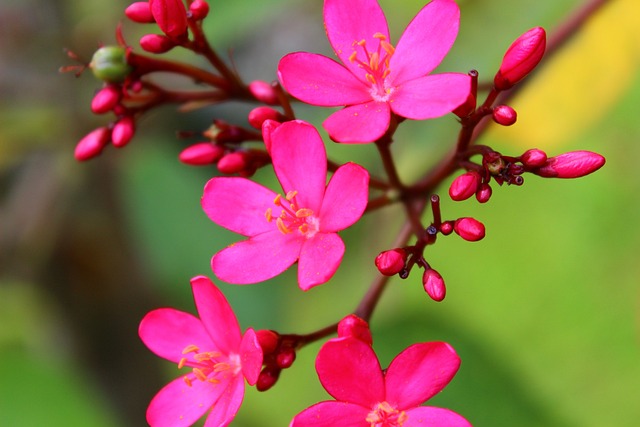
(211, 230), (302, 284)
(404, 406), (473, 427)
(270, 121), (327, 212)
(202, 177), (279, 237)
(139, 308), (213, 364)
(390, 73), (470, 120)
(323, 102), (390, 143)
(290, 401), (370, 427)
(316, 337), (384, 406)
(202, 376), (245, 427)
(297, 232), (345, 290)
(324, 0), (390, 82)
(278, 53), (372, 106)
(146, 375), (221, 427)
(389, 0), (460, 84)
(319, 163), (369, 233)
(240, 328), (263, 385)
(190, 276), (241, 354)
(385, 342), (461, 409)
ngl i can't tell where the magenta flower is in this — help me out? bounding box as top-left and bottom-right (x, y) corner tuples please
(291, 338), (471, 427)
(139, 276), (263, 427)
(202, 120), (369, 290)
(278, 0), (471, 143)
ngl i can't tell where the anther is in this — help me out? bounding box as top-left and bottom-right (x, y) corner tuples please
(178, 357), (188, 369)
(182, 344), (199, 354)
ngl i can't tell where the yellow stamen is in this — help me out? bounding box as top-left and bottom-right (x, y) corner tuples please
(273, 194), (282, 206)
(295, 208), (313, 218)
(213, 362), (230, 373)
(207, 378), (220, 384)
(183, 376), (192, 387)
(285, 190), (298, 201)
(178, 357), (188, 369)
(349, 51), (358, 62)
(381, 41), (395, 55)
(369, 52), (380, 71)
(265, 208), (273, 222)
(182, 344), (199, 354)
(357, 39), (366, 47)
(366, 74), (376, 85)
(193, 368), (208, 382)
(373, 32), (386, 40)
(276, 218), (291, 234)
(299, 223), (309, 234)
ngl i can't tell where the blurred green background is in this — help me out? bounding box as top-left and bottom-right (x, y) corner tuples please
(1, 0), (638, 426)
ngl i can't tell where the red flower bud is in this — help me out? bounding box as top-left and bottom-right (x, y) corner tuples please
(475, 183), (492, 203)
(256, 367), (280, 392)
(149, 0), (188, 39)
(492, 105), (517, 126)
(91, 85), (121, 114)
(337, 314), (372, 346)
(140, 34), (177, 53)
(494, 27), (546, 90)
(440, 221), (453, 235)
(248, 107), (286, 130)
(422, 269), (446, 302)
(374, 248), (407, 276)
(454, 217), (486, 242)
(189, 0), (210, 21)
(249, 80), (279, 105)
(520, 148), (548, 168)
(533, 150), (605, 178)
(276, 348), (296, 369)
(217, 152), (248, 174)
(111, 116), (136, 147)
(74, 127), (111, 161)
(125, 2), (154, 23)
(449, 171), (481, 201)
(179, 142), (224, 165)
(255, 330), (279, 355)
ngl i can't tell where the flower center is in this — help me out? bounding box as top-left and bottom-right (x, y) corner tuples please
(265, 190), (319, 238)
(178, 344), (240, 387)
(349, 33), (396, 102)
(365, 401), (408, 427)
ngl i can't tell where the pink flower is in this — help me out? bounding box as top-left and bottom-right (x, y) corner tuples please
(139, 276), (263, 427)
(202, 120), (369, 290)
(278, 0), (471, 143)
(291, 337), (471, 427)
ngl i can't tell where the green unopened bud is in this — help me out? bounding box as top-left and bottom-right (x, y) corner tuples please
(90, 46), (133, 83)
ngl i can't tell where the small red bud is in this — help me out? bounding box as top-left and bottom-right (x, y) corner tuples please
(217, 152), (248, 174)
(533, 150), (605, 179)
(449, 171), (481, 201)
(248, 107), (286, 130)
(255, 330), (279, 355)
(422, 269), (446, 302)
(440, 221), (454, 235)
(140, 34), (177, 53)
(492, 105), (517, 126)
(111, 116), (136, 147)
(179, 142), (224, 165)
(276, 349), (296, 369)
(374, 248), (407, 276)
(74, 127), (111, 161)
(256, 367), (280, 392)
(249, 80), (279, 105)
(90, 85), (121, 114)
(125, 2), (154, 23)
(520, 148), (548, 168)
(189, 0), (210, 21)
(337, 314), (372, 346)
(454, 217), (486, 242)
(149, 0), (188, 39)
(494, 27), (546, 90)
(475, 183), (492, 203)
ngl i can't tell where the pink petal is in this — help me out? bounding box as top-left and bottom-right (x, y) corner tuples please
(278, 53), (372, 106)
(323, 101), (390, 143)
(290, 401), (370, 427)
(190, 276), (241, 355)
(240, 328), (263, 385)
(385, 342), (461, 409)
(139, 308), (213, 364)
(202, 177), (279, 237)
(211, 230), (302, 284)
(324, 0), (390, 82)
(389, 0), (460, 84)
(270, 121), (327, 212)
(297, 232), (345, 290)
(202, 376), (246, 427)
(390, 73), (470, 120)
(318, 163), (369, 233)
(146, 375), (222, 427)
(404, 406), (473, 427)
(316, 337), (384, 406)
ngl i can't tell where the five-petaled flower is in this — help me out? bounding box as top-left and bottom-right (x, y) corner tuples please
(291, 337), (472, 427)
(139, 276), (263, 427)
(278, 0), (471, 143)
(202, 120), (369, 290)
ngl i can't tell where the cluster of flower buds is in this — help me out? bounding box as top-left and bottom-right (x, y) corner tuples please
(254, 330), (298, 392)
(125, 0), (210, 53)
(449, 148), (605, 203)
